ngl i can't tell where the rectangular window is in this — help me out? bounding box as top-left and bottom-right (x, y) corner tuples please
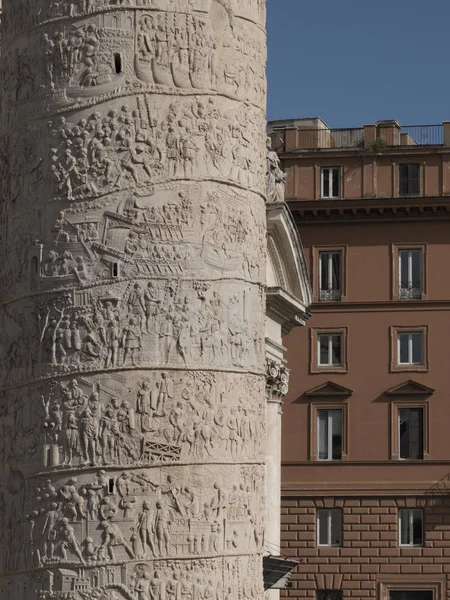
(318, 409), (342, 460)
(318, 334), (342, 367)
(321, 167), (340, 199)
(399, 249), (422, 299)
(399, 408), (424, 459)
(319, 251), (342, 301)
(399, 163), (420, 196)
(399, 509), (424, 546)
(317, 509), (342, 546)
(397, 332), (423, 365)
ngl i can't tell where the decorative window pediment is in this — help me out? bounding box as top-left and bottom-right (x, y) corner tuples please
(304, 381), (353, 398)
(385, 379), (434, 396)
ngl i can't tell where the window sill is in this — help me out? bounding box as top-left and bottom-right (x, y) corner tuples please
(390, 364), (429, 373)
(311, 366), (348, 375)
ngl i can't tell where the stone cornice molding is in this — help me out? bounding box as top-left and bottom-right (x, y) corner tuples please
(288, 196), (450, 225)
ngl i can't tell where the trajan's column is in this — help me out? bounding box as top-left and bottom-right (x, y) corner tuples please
(0, 0), (268, 598)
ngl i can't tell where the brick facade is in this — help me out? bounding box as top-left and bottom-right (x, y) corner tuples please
(281, 496), (450, 600)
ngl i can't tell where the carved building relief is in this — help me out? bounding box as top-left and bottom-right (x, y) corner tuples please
(0, 0), (267, 598)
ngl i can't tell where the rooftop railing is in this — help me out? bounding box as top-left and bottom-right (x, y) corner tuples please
(272, 127), (364, 152)
(272, 122), (446, 153)
(400, 124), (443, 146)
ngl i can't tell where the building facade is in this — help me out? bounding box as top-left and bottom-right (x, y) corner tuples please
(271, 119), (450, 600)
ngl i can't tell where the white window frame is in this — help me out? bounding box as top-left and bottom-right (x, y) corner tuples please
(317, 509), (342, 547)
(397, 331), (423, 366)
(398, 249), (422, 298)
(317, 409), (342, 461)
(317, 333), (342, 367)
(398, 509), (424, 547)
(321, 167), (340, 199)
(319, 251), (341, 300)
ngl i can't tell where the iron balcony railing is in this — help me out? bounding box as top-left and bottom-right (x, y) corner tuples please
(399, 282), (422, 300)
(319, 288), (342, 302)
(400, 124), (443, 146)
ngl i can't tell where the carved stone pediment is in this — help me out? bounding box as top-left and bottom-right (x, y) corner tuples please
(304, 381), (353, 398)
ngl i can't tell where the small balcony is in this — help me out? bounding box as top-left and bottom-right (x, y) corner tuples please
(319, 287), (341, 302)
(269, 119), (449, 153)
(399, 283), (422, 300)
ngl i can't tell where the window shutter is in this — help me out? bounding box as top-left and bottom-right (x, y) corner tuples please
(409, 408), (423, 459)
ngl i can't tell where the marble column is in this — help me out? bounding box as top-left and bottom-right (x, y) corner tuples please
(0, 1), (267, 598)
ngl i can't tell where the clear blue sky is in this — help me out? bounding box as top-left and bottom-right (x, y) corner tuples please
(267, 0), (450, 128)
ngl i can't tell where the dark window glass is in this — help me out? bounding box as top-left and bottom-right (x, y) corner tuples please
(331, 409), (342, 460)
(321, 168), (340, 198)
(399, 408), (423, 459)
(412, 511), (423, 545)
(322, 170), (330, 197)
(318, 334), (342, 367)
(399, 509), (424, 546)
(319, 252), (341, 300)
(399, 249), (422, 298)
(399, 163), (420, 196)
(331, 334), (342, 365)
(318, 410), (342, 461)
(412, 333), (422, 364)
(390, 592), (431, 600)
(317, 510), (342, 546)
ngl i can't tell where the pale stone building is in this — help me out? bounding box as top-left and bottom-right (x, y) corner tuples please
(0, 1), (310, 598)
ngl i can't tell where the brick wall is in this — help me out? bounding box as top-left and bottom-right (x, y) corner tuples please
(281, 496), (450, 600)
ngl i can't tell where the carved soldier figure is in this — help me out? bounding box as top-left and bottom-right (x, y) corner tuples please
(133, 500), (156, 558)
(122, 317), (142, 366)
(99, 408), (116, 464)
(154, 501), (172, 556)
(99, 520), (135, 561)
(41, 502), (60, 560)
(136, 572), (152, 600)
(79, 407), (98, 466)
(144, 282), (160, 333)
(136, 380), (155, 432)
(55, 517), (85, 563)
(62, 408), (79, 466)
(150, 571), (163, 600)
(105, 319), (120, 368)
(155, 372), (173, 417)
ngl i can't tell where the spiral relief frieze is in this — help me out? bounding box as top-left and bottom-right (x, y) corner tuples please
(0, 0), (267, 598)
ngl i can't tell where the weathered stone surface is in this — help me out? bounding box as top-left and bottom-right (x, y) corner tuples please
(0, 1), (267, 597)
